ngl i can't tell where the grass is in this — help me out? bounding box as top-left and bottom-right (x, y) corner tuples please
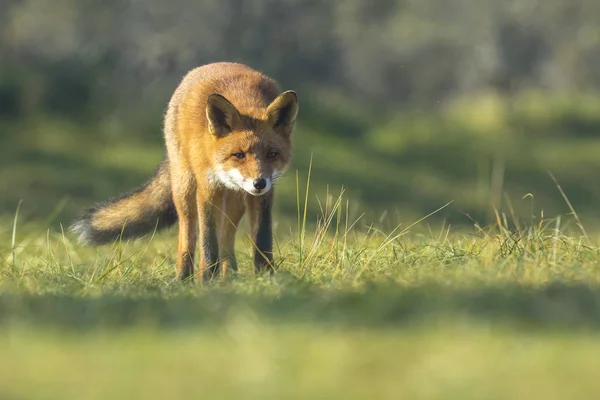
(4, 93), (600, 398)
(3, 182), (600, 399)
(4, 326), (600, 400)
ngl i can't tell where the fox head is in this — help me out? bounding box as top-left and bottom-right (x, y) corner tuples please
(206, 90), (299, 196)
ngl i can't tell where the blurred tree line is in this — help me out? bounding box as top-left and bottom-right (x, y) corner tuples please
(1, 0), (600, 120)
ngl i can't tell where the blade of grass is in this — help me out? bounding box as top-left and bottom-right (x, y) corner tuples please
(11, 199), (23, 268)
(548, 171), (589, 242)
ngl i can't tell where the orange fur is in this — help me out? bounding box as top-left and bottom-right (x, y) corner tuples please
(71, 62), (299, 282)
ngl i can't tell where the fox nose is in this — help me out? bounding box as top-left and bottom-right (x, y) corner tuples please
(253, 178), (267, 190)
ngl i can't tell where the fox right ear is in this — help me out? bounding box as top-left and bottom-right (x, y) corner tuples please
(266, 90), (299, 136)
(206, 93), (241, 136)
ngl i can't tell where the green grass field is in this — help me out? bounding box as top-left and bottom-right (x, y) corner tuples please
(3, 189), (600, 399)
(4, 93), (600, 398)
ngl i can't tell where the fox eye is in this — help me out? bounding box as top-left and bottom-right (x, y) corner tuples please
(267, 151), (278, 158)
(233, 152), (246, 159)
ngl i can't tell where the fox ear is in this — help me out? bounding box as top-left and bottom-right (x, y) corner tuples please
(266, 90), (299, 136)
(206, 93), (241, 136)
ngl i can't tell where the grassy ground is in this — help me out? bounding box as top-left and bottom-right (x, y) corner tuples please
(3, 191), (600, 399)
(3, 93), (600, 398)
(4, 326), (600, 400)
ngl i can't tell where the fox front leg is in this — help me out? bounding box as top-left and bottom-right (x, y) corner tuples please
(197, 196), (220, 282)
(246, 192), (275, 274)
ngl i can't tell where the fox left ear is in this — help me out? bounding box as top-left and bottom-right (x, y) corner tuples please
(266, 90), (299, 136)
(206, 93), (241, 137)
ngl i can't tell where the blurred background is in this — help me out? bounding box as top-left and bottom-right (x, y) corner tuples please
(2, 0), (600, 232)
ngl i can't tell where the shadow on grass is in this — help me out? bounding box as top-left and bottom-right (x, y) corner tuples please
(2, 282), (600, 332)
(0, 130), (158, 225)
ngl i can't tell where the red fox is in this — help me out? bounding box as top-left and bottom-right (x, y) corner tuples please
(70, 62), (299, 281)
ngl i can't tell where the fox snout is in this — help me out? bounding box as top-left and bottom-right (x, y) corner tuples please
(215, 166), (273, 196)
(243, 176), (272, 196)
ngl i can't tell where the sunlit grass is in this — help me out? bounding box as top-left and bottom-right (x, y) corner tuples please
(3, 179), (598, 295)
(3, 182), (600, 398)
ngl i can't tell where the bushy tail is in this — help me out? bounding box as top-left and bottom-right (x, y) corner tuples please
(70, 159), (178, 245)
